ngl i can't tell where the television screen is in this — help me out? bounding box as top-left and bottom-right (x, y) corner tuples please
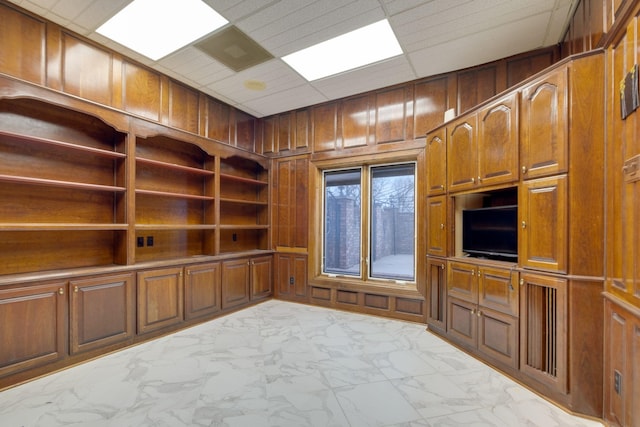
(462, 205), (517, 260)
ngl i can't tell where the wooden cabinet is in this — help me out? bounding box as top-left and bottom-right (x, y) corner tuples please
(250, 255), (273, 300)
(519, 272), (567, 393)
(477, 93), (519, 187)
(519, 175), (568, 273)
(137, 267), (184, 335)
(426, 257), (447, 333)
(219, 156), (270, 254)
(426, 127), (446, 195)
(447, 260), (519, 369)
(184, 262), (221, 321)
(276, 253), (308, 301)
(520, 67), (568, 180)
(0, 281), (67, 378)
(221, 258), (250, 309)
(446, 93), (518, 194)
(447, 115), (478, 193)
(222, 255), (273, 307)
(69, 273), (135, 355)
(426, 195), (448, 257)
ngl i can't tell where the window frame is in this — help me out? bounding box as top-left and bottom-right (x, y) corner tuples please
(320, 161), (417, 285)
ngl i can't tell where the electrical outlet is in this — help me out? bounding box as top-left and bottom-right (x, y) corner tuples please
(232, 233), (237, 242)
(289, 276), (294, 285)
(147, 236), (154, 247)
(137, 236), (144, 247)
(614, 370), (622, 395)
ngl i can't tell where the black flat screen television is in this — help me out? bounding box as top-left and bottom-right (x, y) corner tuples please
(462, 205), (518, 261)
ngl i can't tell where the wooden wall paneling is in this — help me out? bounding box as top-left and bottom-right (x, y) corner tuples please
(234, 109), (255, 152)
(262, 116), (276, 154)
(206, 97), (230, 144)
(168, 81), (199, 134)
(275, 158), (292, 248)
(341, 94), (370, 148)
(312, 103), (338, 152)
(604, 300), (628, 426)
(277, 112), (292, 153)
(414, 76), (449, 137)
(294, 157), (309, 249)
(0, 3), (46, 85)
(374, 86), (410, 144)
(567, 53), (605, 277)
(506, 49), (557, 88)
(588, 0), (606, 48)
(295, 109), (310, 150)
(573, 1), (588, 54)
(457, 65), (497, 115)
(122, 61), (162, 122)
(61, 33), (112, 106)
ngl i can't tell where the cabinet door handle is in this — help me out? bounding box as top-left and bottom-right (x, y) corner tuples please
(520, 278), (525, 286)
(439, 184), (444, 190)
(470, 177), (475, 183)
(522, 166), (527, 174)
(440, 223), (445, 230)
(477, 176), (481, 183)
(477, 270), (481, 278)
(471, 270), (475, 276)
(441, 264), (445, 269)
(58, 287), (64, 295)
(74, 286), (79, 293)
(521, 221), (527, 229)
(477, 310), (482, 317)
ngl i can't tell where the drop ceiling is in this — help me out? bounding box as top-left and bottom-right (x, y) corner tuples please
(6, 0), (577, 118)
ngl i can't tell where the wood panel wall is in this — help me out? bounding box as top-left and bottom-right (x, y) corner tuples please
(0, 1), (256, 151)
(260, 48), (560, 156)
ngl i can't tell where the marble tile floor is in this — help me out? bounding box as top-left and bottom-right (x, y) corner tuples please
(0, 299), (603, 427)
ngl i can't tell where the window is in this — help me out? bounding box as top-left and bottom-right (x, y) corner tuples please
(323, 163), (415, 282)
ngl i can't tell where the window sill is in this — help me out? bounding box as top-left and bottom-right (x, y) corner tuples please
(310, 274), (423, 299)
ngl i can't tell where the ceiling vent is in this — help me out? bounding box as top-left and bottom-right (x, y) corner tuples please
(195, 26), (273, 72)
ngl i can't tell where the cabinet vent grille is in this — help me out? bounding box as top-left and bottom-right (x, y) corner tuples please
(525, 283), (557, 377)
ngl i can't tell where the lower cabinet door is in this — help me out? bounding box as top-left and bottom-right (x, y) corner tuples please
(477, 307), (518, 369)
(426, 257), (447, 333)
(185, 262), (221, 320)
(250, 255), (272, 300)
(70, 273), (135, 355)
(447, 296), (477, 348)
(137, 267), (184, 335)
(0, 281), (67, 377)
(222, 258), (250, 309)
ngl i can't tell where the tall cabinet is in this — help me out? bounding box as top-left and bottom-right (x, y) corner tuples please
(425, 51), (604, 419)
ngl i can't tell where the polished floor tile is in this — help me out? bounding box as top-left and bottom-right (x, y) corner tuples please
(0, 300), (603, 427)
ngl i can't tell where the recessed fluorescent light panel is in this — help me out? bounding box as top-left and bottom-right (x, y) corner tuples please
(282, 19), (402, 81)
(96, 0), (228, 61)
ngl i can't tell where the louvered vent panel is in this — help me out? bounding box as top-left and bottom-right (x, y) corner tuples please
(526, 283), (557, 377)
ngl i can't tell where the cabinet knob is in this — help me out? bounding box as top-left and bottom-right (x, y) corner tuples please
(522, 166), (527, 174)
(477, 176), (481, 183)
(441, 263), (445, 269)
(477, 310), (482, 317)
(439, 184), (444, 190)
(440, 223), (445, 230)
(477, 270), (481, 278)
(520, 278), (525, 286)
(471, 270), (475, 276)
(521, 221), (527, 229)
(470, 177), (475, 183)
(74, 286), (79, 293)
(58, 287), (64, 295)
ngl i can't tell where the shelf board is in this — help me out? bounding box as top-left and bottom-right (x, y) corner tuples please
(136, 157), (215, 176)
(0, 223), (128, 231)
(219, 173), (268, 186)
(0, 130), (126, 159)
(220, 197), (268, 206)
(135, 189), (214, 201)
(135, 224), (217, 230)
(219, 224), (269, 230)
(0, 174), (127, 192)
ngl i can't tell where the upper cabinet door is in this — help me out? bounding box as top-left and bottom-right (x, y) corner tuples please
(447, 115), (478, 193)
(426, 127), (447, 196)
(520, 68), (568, 180)
(477, 93), (519, 187)
(519, 175), (568, 273)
